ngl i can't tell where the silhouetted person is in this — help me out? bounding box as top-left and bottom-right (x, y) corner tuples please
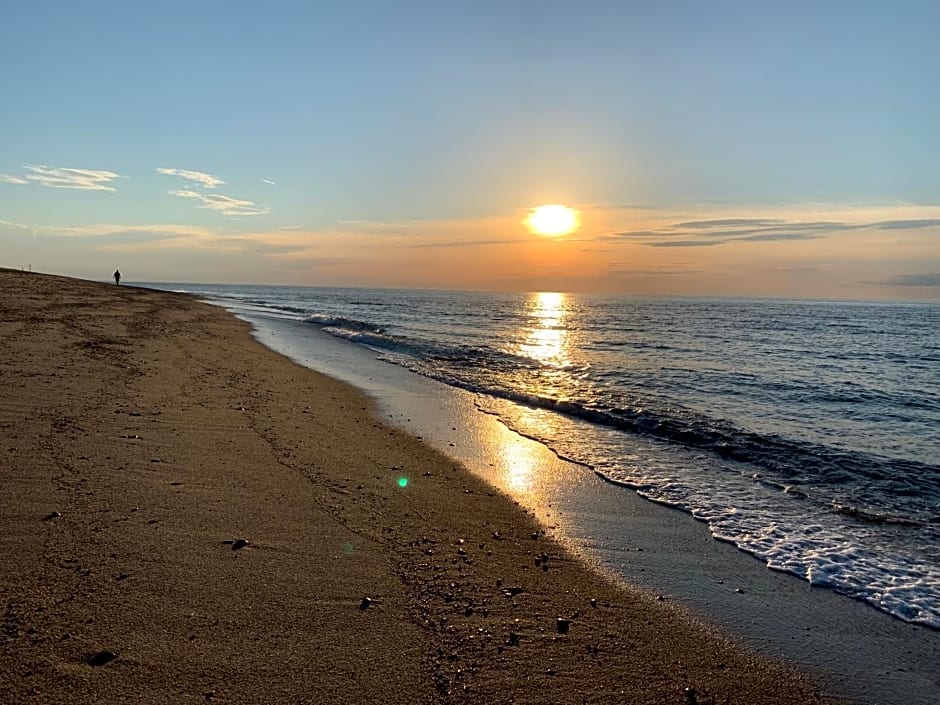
(113, 269), (121, 285)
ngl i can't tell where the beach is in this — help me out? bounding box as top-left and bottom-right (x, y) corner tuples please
(0, 269), (840, 703)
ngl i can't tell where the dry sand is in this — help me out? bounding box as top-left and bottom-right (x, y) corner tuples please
(0, 270), (834, 704)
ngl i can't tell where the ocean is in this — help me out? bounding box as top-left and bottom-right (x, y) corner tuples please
(154, 284), (940, 629)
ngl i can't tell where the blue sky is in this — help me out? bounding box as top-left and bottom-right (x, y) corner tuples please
(1, 1), (938, 298)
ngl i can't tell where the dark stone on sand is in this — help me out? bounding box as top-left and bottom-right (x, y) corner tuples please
(503, 586), (524, 597)
(42, 511), (61, 521)
(590, 598), (597, 608)
(359, 597), (373, 610)
(86, 650), (117, 667)
(685, 686), (698, 704)
(231, 538), (249, 551)
(507, 631), (521, 646)
(556, 618), (572, 634)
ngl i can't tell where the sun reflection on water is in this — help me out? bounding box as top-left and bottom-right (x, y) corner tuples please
(517, 292), (570, 368)
(502, 439), (539, 492)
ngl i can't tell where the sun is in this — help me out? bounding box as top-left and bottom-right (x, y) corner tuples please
(525, 204), (580, 237)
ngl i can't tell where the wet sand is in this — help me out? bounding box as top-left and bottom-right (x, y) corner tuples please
(241, 310), (940, 705)
(0, 270), (832, 704)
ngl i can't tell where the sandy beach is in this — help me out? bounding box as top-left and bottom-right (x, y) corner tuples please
(0, 270), (832, 704)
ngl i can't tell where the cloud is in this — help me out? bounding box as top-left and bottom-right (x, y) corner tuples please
(1, 165), (121, 191)
(673, 218), (785, 229)
(35, 222), (211, 239)
(0, 219), (31, 231)
(168, 189), (269, 217)
(217, 238), (306, 255)
(389, 237), (521, 249)
(775, 265), (821, 272)
(608, 265), (704, 276)
(737, 232), (824, 242)
(874, 272), (940, 287)
(608, 214), (940, 248)
(261, 178), (276, 185)
(156, 167), (225, 189)
(648, 239), (726, 247)
(873, 219), (940, 230)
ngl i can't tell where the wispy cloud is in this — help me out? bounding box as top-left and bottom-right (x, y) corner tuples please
(608, 264), (704, 276)
(36, 222), (211, 238)
(0, 219), (31, 231)
(168, 189), (269, 217)
(1, 165), (121, 191)
(873, 272), (940, 287)
(156, 167), (224, 189)
(873, 219), (940, 230)
(607, 215), (940, 248)
(261, 178), (276, 185)
(389, 237), (521, 249)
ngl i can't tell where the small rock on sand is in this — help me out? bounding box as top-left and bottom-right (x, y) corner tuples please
(85, 650), (117, 667)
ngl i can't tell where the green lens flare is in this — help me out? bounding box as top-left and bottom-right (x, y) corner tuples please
(397, 477), (408, 488)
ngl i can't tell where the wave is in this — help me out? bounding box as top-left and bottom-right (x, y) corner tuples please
(304, 316), (940, 525)
(304, 313), (385, 333)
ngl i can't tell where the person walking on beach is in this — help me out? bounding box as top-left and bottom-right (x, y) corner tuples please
(113, 269), (121, 285)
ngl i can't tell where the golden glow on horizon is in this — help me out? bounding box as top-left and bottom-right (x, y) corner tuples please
(525, 204), (580, 237)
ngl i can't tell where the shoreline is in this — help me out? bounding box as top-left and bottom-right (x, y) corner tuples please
(0, 270), (841, 703)
(235, 307), (940, 705)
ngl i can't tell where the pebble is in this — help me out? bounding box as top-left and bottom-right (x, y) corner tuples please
(359, 597), (373, 610)
(556, 618), (572, 634)
(231, 538), (249, 551)
(86, 650), (117, 667)
(42, 511), (62, 521)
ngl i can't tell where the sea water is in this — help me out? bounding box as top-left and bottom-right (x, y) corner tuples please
(154, 284), (940, 629)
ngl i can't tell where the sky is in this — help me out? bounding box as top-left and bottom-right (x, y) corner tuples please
(1, 0), (938, 299)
